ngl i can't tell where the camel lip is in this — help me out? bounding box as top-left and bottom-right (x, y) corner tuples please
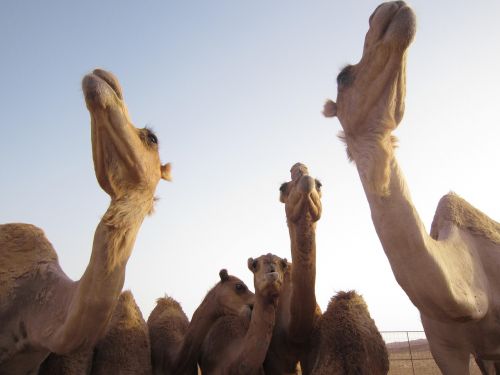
(92, 69), (123, 99)
(267, 271), (279, 279)
(389, 3), (416, 39)
(82, 69), (123, 109)
(370, 1), (416, 46)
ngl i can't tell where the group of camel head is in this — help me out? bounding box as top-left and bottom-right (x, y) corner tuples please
(1, 1), (499, 374)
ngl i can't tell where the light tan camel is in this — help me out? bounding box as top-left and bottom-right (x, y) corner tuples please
(38, 290), (151, 375)
(263, 163), (322, 373)
(0, 69), (170, 374)
(305, 291), (389, 375)
(199, 253), (287, 374)
(323, 2), (500, 373)
(149, 269), (255, 375)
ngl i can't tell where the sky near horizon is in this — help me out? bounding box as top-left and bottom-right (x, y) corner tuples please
(1, 1), (499, 332)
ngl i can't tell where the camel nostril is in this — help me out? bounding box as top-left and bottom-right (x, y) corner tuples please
(298, 176), (315, 194)
(249, 304), (254, 311)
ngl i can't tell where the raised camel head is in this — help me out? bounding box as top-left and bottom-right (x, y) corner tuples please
(83, 69), (171, 199)
(324, 1), (416, 196)
(280, 162), (322, 223)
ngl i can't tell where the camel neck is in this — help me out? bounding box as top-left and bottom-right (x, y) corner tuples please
(233, 295), (276, 372)
(289, 220), (317, 265)
(287, 220), (318, 344)
(173, 297), (219, 374)
(359, 157), (431, 279)
(357, 157), (488, 321)
(48, 193), (154, 352)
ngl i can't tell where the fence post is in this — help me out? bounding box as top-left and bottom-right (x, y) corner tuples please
(407, 331), (416, 375)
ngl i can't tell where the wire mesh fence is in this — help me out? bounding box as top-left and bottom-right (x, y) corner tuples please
(381, 331), (482, 375)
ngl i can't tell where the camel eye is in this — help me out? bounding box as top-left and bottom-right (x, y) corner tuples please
(337, 65), (354, 88)
(148, 132), (158, 145)
(235, 283), (246, 292)
(281, 258), (288, 270)
(315, 180), (322, 191)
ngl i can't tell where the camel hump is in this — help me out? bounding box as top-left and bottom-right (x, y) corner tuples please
(0, 223), (59, 301)
(431, 192), (500, 244)
(0, 223), (57, 259)
(92, 290), (151, 374)
(148, 295), (189, 326)
(111, 290), (146, 329)
(308, 290), (389, 375)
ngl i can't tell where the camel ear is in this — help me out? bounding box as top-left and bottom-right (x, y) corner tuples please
(161, 163), (172, 181)
(279, 182), (288, 203)
(219, 269), (229, 282)
(323, 99), (337, 118)
(281, 258), (288, 270)
(247, 258), (257, 272)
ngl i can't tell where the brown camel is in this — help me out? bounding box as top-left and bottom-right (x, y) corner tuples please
(38, 290), (151, 375)
(38, 347), (93, 375)
(149, 269), (255, 375)
(0, 69), (170, 374)
(263, 163), (322, 373)
(148, 296), (190, 375)
(91, 290), (152, 374)
(199, 253), (288, 374)
(323, 1), (500, 373)
(305, 291), (389, 375)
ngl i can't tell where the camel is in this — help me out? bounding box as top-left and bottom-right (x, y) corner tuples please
(305, 290), (389, 375)
(0, 68), (171, 374)
(38, 346), (93, 375)
(149, 269), (255, 375)
(199, 253), (288, 374)
(262, 162), (322, 373)
(91, 290), (152, 374)
(148, 296), (190, 375)
(323, 1), (500, 373)
(38, 290), (152, 374)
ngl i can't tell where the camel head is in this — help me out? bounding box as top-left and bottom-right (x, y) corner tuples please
(82, 69), (171, 200)
(280, 163), (322, 224)
(214, 269), (255, 318)
(323, 1), (416, 196)
(248, 253), (287, 305)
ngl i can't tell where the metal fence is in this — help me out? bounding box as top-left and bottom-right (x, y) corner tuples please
(381, 331), (482, 375)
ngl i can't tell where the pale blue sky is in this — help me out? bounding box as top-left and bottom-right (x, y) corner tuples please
(1, 1), (499, 331)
